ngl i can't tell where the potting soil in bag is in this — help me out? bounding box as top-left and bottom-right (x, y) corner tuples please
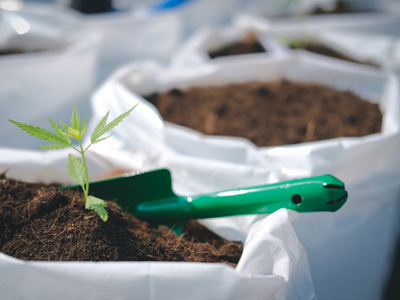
(88, 53), (400, 300)
(0, 174), (242, 265)
(265, 28), (400, 73)
(0, 148), (315, 300)
(200, 17), (399, 70)
(142, 80), (382, 147)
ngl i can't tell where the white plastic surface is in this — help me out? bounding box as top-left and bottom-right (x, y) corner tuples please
(170, 19), (400, 77)
(170, 25), (287, 67)
(0, 4), (100, 149)
(231, 13), (400, 75)
(88, 53), (400, 300)
(74, 10), (183, 83)
(233, 0), (337, 17)
(235, 10), (400, 37)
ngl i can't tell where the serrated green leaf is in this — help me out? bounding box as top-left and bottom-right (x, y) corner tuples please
(85, 195), (107, 209)
(91, 204), (108, 222)
(90, 111), (109, 143)
(48, 119), (71, 145)
(48, 118), (65, 133)
(67, 154), (86, 189)
(101, 105), (137, 135)
(86, 195), (108, 221)
(79, 115), (87, 140)
(67, 127), (81, 140)
(91, 105), (137, 144)
(71, 104), (81, 131)
(91, 133), (113, 144)
(38, 144), (70, 150)
(9, 120), (70, 145)
(60, 121), (69, 131)
(58, 131), (73, 138)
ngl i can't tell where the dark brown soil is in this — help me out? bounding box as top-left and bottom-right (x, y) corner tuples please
(0, 48), (44, 56)
(289, 42), (379, 67)
(0, 175), (243, 265)
(0, 49), (25, 56)
(208, 32), (265, 59)
(144, 80), (382, 147)
(311, 0), (374, 15)
(267, 1), (375, 19)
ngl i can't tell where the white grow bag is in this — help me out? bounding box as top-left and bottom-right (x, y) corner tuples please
(170, 25), (287, 67)
(0, 148), (315, 300)
(232, 0), (337, 18)
(0, 4), (100, 149)
(136, 0), (240, 39)
(170, 20), (400, 76)
(235, 9), (400, 37)
(88, 53), (400, 300)
(269, 29), (398, 69)
(72, 10), (183, 84)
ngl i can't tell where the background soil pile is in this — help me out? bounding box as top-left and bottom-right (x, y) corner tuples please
(0, 176), (242, 265)
(208, 32), (265, 58)
(310, 0), (374, 15)
(145, 80), (382, 147)
(288, 42), (379, 67)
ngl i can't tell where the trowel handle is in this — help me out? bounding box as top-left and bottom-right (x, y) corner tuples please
(135, 175), (348, 221)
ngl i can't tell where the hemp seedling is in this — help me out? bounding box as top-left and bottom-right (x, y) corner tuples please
(9, 104), (137, 222)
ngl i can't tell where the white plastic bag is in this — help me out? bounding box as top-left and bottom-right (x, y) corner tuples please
(0, 4), (100, 149)
(233, 0), (337, 17)
(235, 9), (400, 37)
(170, 20), (400, 75)
(0, 148), (315, 300)
(233, 13), (400, 76)
(170, 25), (287, 67)
(137, 0), (241, 39)
(267, 28), (400, 77)
(89, 53), (400, 300)
(73, 10), (183, 83)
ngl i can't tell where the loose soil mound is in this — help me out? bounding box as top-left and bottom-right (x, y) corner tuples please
(289, 42), (379, 67)
(310, 0), (374, 15)
(208, 32), (265, 59)
(0, 48), (44, 56)
(145, 80), (382, 147)
(0, 176), (242, 265)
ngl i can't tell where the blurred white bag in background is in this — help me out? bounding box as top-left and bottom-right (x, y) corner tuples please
(0, 3), (100, 149)
(233, 0), (337, 17)
(235, 3), (400, 37)
(266, 28), (400, 76)
(66, 0), (243, 84)
(170, 18), (400, 77)
(72, 10), (183, 84)
(136, 0), (241, 39)
(170, 24), (287, 67)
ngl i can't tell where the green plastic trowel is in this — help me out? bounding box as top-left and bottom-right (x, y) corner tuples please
(64, 168), (348, 226)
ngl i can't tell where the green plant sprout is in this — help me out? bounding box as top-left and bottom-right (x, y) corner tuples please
(9, 104), (137, 222)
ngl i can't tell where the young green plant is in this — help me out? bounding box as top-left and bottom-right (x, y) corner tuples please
(9, 104), (137, 222)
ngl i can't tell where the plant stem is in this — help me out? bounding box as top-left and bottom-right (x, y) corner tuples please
(79, 142), (90, 199)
